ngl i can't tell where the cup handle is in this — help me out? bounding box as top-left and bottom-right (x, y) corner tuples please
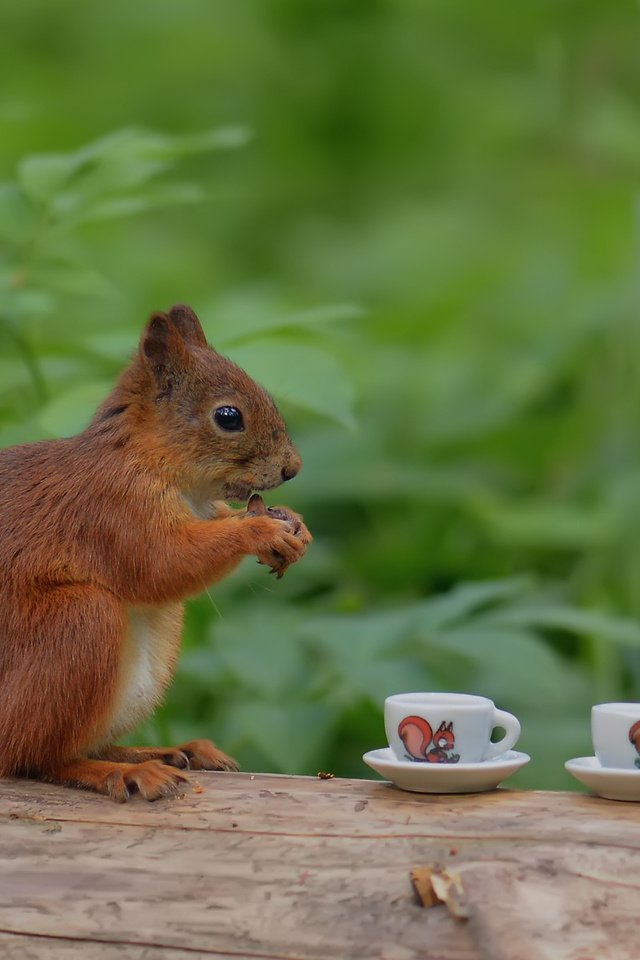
(483, 709), (521, 760)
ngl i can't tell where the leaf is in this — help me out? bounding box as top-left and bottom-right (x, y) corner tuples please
(304, 608), (421, 661)
(17, 154), (82, 203)
(0, 182), (36, 243)
(204, 290), (365, 345)
(177, 646), (226, 687)
(174, 125), (252, 153)
(577, 94), (640, 168)
(415, 578), (534, 633)
(491, 604), (640, 648)
(0, 359), (33, 394)
(16, 126), (251, 218)
(427, 625), (585, 709)
(227, 339), (356, 429)
(68, 182), (207, 225)
(471, 494), (616, 548)
(211, 608), (306, 699)
(294, 427), (482, 502)
(225, 701), (335, 773)
(303, 610), (436, 701)
(84, 330), (138, 361)
(29, 259), (115, 297)
(515, 714), (593, 791)
(2, 287), (55, 319)
(346, 658), (434, 703)
(77, 126), (251, 166)
(38, 381), (111, 437)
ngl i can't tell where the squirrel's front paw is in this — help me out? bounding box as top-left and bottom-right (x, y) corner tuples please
(244, 494), (311, 577)
(243, 515), (307, 578)
(265, 506), (312, 548)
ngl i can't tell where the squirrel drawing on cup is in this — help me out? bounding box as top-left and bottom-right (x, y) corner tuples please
(398, 716), (460, 763)
(629, 720), (640, 769)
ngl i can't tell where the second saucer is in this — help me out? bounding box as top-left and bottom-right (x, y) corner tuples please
(565, 756), (640, 802)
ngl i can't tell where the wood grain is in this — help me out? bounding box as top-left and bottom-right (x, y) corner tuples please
(0, 933), (216, 960)
(1, 774), (638, 842)
(0, 772), (637, 960)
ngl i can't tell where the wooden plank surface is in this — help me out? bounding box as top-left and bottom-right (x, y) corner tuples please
(0, 772), (637, 960)
(0, 934), (204, 960)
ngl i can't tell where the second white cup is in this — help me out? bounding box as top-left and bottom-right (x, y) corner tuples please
(592, 702), (640, 769)
(384, 692), (521, 764)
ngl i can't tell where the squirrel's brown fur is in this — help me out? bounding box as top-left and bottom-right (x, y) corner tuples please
(0, 305), (310, 801)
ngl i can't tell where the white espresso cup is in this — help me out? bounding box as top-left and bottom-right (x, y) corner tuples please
(384, 692), (521, 764)
(592, 702), (640, 770)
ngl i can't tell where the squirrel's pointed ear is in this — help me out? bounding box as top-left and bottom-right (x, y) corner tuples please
(168, 304), (208, 347)
(141, 312), (190, 386)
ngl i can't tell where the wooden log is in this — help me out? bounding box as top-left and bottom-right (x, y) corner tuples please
(0, 815), (476, 959)
(0, 775), (637, 846)
(0, 774), (638, 959)
(0, 934), (205, 960)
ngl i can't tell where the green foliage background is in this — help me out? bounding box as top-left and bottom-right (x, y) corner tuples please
(2, 1), (640, 788)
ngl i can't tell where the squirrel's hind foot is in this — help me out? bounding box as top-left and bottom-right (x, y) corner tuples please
(94, 740), (239, 774)
(49, 758), (189, 802)
(178, 739), (239, 771)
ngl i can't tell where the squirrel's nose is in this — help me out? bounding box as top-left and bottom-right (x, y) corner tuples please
(281, 455), (301, 482)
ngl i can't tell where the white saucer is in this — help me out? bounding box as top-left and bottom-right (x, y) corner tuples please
(565, 756), (640, 802)
(362, 747), (530, 794)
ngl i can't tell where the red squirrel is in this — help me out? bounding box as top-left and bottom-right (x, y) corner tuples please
(0, 305), (311, 801)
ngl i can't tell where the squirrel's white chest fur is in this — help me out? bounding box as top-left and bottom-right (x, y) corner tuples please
(91, 605), (183, 750)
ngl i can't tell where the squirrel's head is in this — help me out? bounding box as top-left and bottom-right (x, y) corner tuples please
(109, 304), (301, 502)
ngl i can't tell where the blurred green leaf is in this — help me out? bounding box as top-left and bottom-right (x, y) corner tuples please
(491, 605), (640, 649)
(205, 292), (365, 345)
(471, 495), (617, 548)
(68, 182), (207, 225)
(228, 339), (356, 429)
(2, 288), (55, 319)
(212, 608), (307, 700)
(29, 259), (115, 297)
(15, 126), (250, 220)
(84, 330), (137, 361)
(0, 183), (36, 242)
(17, 153), (82, 203)
(226, 701), (335, 773)
(0, 358), (33, 394)
(414, 579), (534, 633)
(38, 381), (111, 436)
(304, 610), (435, 701)
(304, 608), (418, 659)
(428, 625), (587, 710)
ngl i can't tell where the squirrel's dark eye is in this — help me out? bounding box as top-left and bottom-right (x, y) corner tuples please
(214, 406), (245, 432)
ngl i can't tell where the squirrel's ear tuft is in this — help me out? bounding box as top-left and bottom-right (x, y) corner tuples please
(168, 304), (208, 347)
(142, 313), (171, 367)
(140, 312), (189, 386)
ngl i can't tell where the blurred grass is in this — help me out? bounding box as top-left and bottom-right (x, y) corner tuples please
(2, 0), (640, 788)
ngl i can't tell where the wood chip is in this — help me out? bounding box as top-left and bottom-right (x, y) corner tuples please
(317, 771), (335, 780)
(410, 866), (469, 920)
(430, 869), (469, 920)
(410, 867), (440, 909)
(192, 782), (204, 794)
